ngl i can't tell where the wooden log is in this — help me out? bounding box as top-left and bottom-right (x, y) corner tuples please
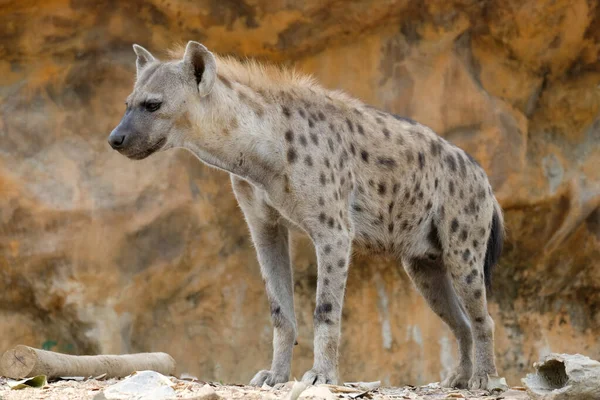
(0, 345), (176, 379)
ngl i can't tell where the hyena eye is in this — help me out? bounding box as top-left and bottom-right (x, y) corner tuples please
(144, 101), (162, 112)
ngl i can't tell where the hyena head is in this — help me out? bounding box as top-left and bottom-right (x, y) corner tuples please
(108, 41), (217, 159)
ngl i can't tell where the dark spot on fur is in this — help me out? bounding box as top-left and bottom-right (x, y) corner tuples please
(299, 135), (308, 146)
(346, 118), (354, 133)
(377, 157), (397, 169)
(320, 173), (326, 185)
(434, 178), (439, 189)
(318, 111), (326, 121)
(449, 180), (455, 196)
(298, 108), (306, 118)
(393, 183), (400, 194)
(466, 269), (478, 284)
(324, 158), (331, 168)
(285, 130), (294, 142)
(406, 150), (414, 164)
(473, 239), (479, 248)
(426, 201), (432, 211)
(430, 140), (442, 156)
(466, 198), (477, 214)
(328, 138), (334, 151)
(350, 143), (356, 156)
(352, 204), (363, 212)
(418, 152), (425, 169)
(459, 154), (467, 177)
(388, 201), (395, 214)
(451, 218), (459, 233)
(460, 229), (468, 242)
(475, 317), (484, 323)
(315, 303), (333, 324)
(337, 259), (345, 268)
(271, 304), (281, 315)
(324, 278), (330, 286)
(445, 154), (457, 172)
(328, 217), (334, 228)
(357, 124), (365, 135)
(463, 249), (471, 262)
(478, 188), (487, 200)
(382, 128), (390, 139)
(319, 213), (326, 223)
(308, 119), (315, 128)
(324, 244), (332, 254)
(319, 197), (325, 206)
(310, 133), (319, 146)
(361, 150), (369, 163)
(287, 148), (297, 163)
(377, 183), (387, 195)
(305, 155), (313, 166)
(474, 289), (482, 299)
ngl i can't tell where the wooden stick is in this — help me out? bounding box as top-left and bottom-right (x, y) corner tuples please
(0, 345), (176, 379)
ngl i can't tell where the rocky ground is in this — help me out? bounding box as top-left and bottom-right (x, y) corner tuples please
(0, 376), (531, 400)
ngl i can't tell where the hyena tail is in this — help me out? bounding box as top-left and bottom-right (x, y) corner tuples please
(484, 202), (504, 294)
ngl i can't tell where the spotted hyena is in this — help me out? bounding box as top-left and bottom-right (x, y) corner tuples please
(108, 41), (504, 390)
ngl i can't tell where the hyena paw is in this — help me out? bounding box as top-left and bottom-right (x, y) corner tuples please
(249, 370), (288, 387)
(301, 369), (337, 385)
(468, 372), (490, 390)
(441, 367), (471, 389)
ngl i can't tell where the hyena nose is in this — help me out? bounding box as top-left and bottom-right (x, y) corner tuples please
(108, 132), (126, 149)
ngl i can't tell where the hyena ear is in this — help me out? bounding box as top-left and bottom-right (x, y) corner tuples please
(182, 41), (217, 97)
(133, 44), (156, 74)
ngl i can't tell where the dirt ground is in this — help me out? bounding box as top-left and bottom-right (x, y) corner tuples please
(0, 376), (532, 400)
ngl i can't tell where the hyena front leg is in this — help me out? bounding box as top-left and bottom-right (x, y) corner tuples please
(232, 177), (296, 386)
(302, 230), (353, 385)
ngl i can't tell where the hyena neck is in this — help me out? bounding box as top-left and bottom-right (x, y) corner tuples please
(183, 81), (283, 190)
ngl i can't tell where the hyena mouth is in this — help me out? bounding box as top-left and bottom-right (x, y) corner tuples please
(127, 137), (167, 160)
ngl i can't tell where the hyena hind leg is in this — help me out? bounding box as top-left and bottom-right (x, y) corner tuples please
(446, 253), (497, 390)
(403, 256), (473, 388)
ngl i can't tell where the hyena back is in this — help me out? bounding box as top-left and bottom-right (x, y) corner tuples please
(108, 41), (504, 390)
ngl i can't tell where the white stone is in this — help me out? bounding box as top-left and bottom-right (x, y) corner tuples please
(522, 353), (600, 400)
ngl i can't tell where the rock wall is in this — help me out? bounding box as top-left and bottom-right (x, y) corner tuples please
(1, 0), (599, 386)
